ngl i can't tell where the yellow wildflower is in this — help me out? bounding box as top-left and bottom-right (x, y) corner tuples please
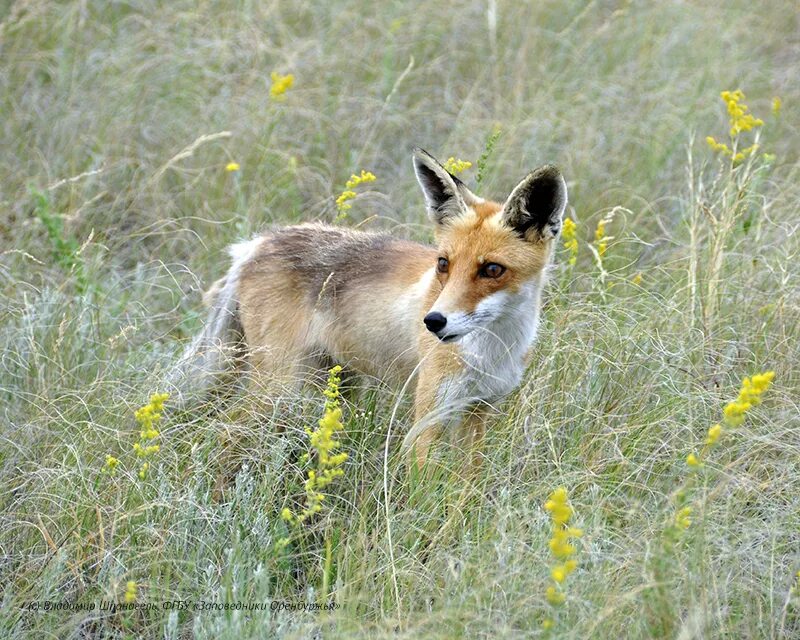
(104, 455), (119, 472)
(674, 371), (775, 546)
(345, 170), (377, 190)
(561, 217), (578, 266)
(706, 136), (732, 156)
(708, 90), (768, 163)
(225, 162), (240, 172)
(131, 393), (168, 480)
(720, 370), (774, 427)
(705, 423), (723, 446)
(675, 506), (692, 530)
(686, 453), (702, 468)
(594, 219), (608, 256)
(738, 371), (775, 405)
(551, 559), (578, 583)
(335, 190), (356, 212)
(551, 566), (566, 583)
(336, 169), (377, 218)
(723, 400), (751, 427)
(546, 585), (566, 605)
(731, 144), (759, 165)
(280, 366), (348, 530)
(134, 393), (168, 433)
(124, 581), (137, 603)
(443, 157), (473, 174)
(682, 371), (774, 477)
(542, 618), (554, 629)
(270, 72), (294, 100)
(543, 486), (581, 626)
(544, 487), (572, 525)
(772, 97), (781, 116)
(631, 272), (643, 285)
(721, 90), (764, 136)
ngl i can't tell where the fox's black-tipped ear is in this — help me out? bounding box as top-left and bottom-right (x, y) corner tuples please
(412, 148), (479, 225)
(502, 165), (568, 241)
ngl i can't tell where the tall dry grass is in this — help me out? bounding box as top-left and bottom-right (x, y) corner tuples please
(1, 1), (799, 638)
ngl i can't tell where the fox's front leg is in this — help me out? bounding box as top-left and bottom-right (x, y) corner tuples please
(407, 393), (489, 473)
(405, 357), (484, 472)
(458, 405), (490, 471)
(407, 365), (444, 471)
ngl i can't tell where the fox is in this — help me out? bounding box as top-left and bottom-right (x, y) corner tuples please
(171, 148), (568, 469)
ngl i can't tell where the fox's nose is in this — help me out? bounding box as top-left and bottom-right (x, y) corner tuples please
(423, 312), (447, 334)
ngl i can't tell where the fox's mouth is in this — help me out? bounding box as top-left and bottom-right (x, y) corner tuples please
(439, 333), (462, 343)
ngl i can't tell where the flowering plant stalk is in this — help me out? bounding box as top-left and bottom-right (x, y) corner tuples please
(645, 371), (775, 635)
(278, 366), (348, 546)
(542, 487), (582, 630)
(335, 170), (376, 219)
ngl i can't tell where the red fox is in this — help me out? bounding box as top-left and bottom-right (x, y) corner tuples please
(173, 149), (567, 468)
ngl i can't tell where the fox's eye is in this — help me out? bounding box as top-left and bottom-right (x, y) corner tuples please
(437, 257), (449, 274)
(480, 262), (505, 278)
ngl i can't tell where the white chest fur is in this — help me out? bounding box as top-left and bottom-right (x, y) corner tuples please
(436, 278), (542, 414)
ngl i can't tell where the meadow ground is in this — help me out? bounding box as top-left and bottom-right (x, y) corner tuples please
(1, 1), (799, 638)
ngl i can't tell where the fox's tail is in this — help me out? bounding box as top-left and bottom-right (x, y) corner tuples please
(167, 238), (261, 406)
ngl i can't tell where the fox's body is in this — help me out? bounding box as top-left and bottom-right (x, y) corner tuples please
(175, 149), (567, 467)
(232, 226), (435, 386)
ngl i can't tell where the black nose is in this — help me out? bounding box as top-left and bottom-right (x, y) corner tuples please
(423, 312), (447, 333)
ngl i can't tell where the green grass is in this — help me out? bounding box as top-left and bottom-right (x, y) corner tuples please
(1, 1), (799, 637)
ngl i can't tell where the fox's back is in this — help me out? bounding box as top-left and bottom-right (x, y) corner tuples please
(236, 224), (437, 380)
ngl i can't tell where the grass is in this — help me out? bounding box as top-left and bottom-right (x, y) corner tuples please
(1, 0), (799, 637)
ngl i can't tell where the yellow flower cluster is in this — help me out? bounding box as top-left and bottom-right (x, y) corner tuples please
(102, 393), (168, 478)
(721, 370), (774, 426)
(594, 219), (608, 256)
(706, 137), (759, 164)
(104, 455), (119, 473)
(705, 137), (730, 154)
(335, 191), (357, 211)
(225, 162), (240, 172)
(674, 506), (692, 530)
(270, 71), (294, 100)
(443, 157), (472, 174)
(722, 90), (764, 136)
(706, 89), (765, 164)
(336, 169), (377, 218)
(686, 371), (774, 469)
(124, 581), (137, 603)
(133, 393), (168, 480)
(561, 217), (578, 266)
(674, 371), (775, 539)
(542, 487), (582, 624)
(134, 393), (168, 438)
(345, 170), (377, 190)
(279, 366), (348, 547)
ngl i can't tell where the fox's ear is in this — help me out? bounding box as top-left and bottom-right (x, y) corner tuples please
(502, 165), (568, 241)
(412, 148), (479, 225)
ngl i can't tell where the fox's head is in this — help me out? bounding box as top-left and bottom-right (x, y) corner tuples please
(413, 148), (568, 343)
